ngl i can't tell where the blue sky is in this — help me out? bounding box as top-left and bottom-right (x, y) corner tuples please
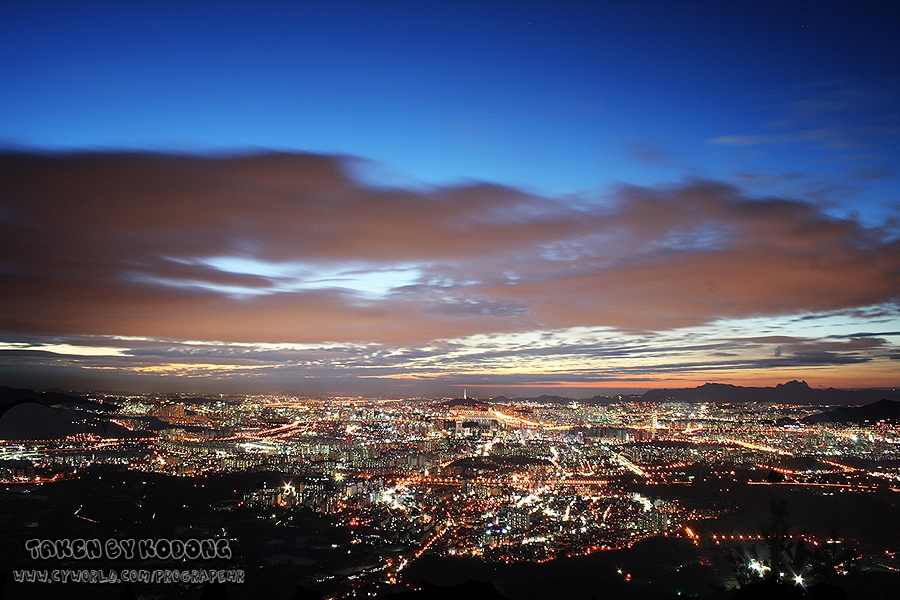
(4, 2), (897, 198)
(1, 1), (898, 395)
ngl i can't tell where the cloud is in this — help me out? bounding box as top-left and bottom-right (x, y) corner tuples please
(2, 314), (897, 394)
(1, 150), (899, 349)
(709, 83), (900, 160)
(710, 129), (839, 147)
(852, 168), (895, 181)
(627, 144), (678, 167)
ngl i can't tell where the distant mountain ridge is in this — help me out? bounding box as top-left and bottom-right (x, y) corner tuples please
(640, 380), (899, 406)
(3, 380), (898, 411)
(477, 381), (897, 406)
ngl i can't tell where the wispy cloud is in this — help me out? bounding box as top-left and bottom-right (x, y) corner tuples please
(709, 83), (900, 153)
(1, 308), (897, 393)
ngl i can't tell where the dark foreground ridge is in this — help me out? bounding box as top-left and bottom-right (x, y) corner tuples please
(0, 385), (111, 418)
(101, 577), (861, 600)
(802, 398), (900, 424)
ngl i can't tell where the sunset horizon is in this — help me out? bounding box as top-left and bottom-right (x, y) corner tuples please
(1, 1), (898, 402)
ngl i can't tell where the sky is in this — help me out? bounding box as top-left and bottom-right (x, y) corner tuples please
(1, 1), (899, 397)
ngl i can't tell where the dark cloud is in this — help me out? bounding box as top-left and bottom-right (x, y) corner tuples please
(852, 168), (895, 181)
(1, 150), (899, 347)
(830, 331), (900, 338)
(734, 336), (887, 352)
(627, 144), (675, 166)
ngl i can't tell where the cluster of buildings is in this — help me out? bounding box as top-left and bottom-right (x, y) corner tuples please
(2, 392), (898, 588)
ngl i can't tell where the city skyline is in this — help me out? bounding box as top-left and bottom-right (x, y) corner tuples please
(2, 384), (899, 599)
(1, 1), (899, 396)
